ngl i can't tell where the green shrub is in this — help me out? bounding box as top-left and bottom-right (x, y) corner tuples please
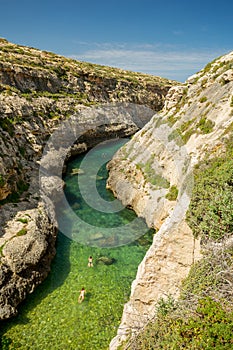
(199, 96), (207, 103)
(181, 246), (233, 299)
(165, 185), (178, 201)
(17, 218), (28, 224)
(203, 62), (212, 73)
(186, 144), (233, 240)
(167, 114), (178, 126)
(168, 127), (194, 144)
(180, 118), (195, 133)
(197, 116), (214, 134)
(18, 146), (26, 157)
(16, 228), (27, 236)
(143, 162), (169, 188)
(182, 128), (194, 143)
(156, 295), (177, 316)
(168, 129), (184, 146)
(136, 157), (170, 189)
(148, 174), (170, 188)
(177, 297), (233, 349)
(129, 297), (233, 350)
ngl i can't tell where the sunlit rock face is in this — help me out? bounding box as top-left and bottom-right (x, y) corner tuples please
(0, 204), (57, 320)
(108, 51), (233, 349)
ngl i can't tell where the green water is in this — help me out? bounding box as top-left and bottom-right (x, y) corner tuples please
(0, 139), (153, 350)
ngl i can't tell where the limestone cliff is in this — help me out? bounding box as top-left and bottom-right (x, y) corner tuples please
(0, 38), (175, 202)
(107, 51), (233, 348)
(0, 39), (175, 319)
(0, 203), (56, 319)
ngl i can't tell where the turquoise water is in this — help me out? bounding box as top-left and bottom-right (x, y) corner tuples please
(0, 139), (154, 350)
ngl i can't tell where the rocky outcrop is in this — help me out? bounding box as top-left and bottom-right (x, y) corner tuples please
(110, 219), (201, 349)
(0, 39), (176, 319)
(0, 203), (56, 320)
(108, 51), (233, 348)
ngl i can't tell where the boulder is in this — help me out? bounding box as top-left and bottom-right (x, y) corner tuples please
(97, 256), (116, 265)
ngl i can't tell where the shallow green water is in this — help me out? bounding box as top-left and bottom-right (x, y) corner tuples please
(1, 139), (153, 350)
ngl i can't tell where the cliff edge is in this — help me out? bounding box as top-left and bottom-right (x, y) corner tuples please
(107, 51), (233, 348)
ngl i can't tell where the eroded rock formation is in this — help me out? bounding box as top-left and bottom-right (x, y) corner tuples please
(108, 51), (233, 348)
(0, 203), (56, 319)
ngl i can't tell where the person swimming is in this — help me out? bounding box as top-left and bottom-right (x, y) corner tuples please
(88, 256), (93, 267)
(78, 287), (86, 303)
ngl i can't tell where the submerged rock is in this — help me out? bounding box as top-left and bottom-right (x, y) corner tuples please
(70, 168), (84, 175)
(90, 232), (104, 241)
(97, 256), (116, 265)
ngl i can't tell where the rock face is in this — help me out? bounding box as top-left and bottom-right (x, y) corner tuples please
(0, 39), (175, 319)
(110, 219), (201, 349)
(0, 204), (56, 320)
(108, 51), (233, 348)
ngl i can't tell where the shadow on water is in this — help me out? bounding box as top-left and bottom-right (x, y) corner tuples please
(83, 291), (92, 303)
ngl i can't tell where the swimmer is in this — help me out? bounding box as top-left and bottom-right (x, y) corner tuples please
(88, 256), (93, 267)
(78, 287), (86, 303)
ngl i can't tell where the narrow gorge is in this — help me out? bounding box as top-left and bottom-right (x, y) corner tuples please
(0, 39), (174, 321)
(0, 38), (233, 349)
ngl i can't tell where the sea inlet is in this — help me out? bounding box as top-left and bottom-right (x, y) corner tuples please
(1, 139), (154, 350)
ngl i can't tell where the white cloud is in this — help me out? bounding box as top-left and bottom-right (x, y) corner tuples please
(69, 42), (228, 82)
(172, 30), (184, 36)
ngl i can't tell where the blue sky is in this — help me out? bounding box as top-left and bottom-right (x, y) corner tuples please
(0, 0), (232, 82)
